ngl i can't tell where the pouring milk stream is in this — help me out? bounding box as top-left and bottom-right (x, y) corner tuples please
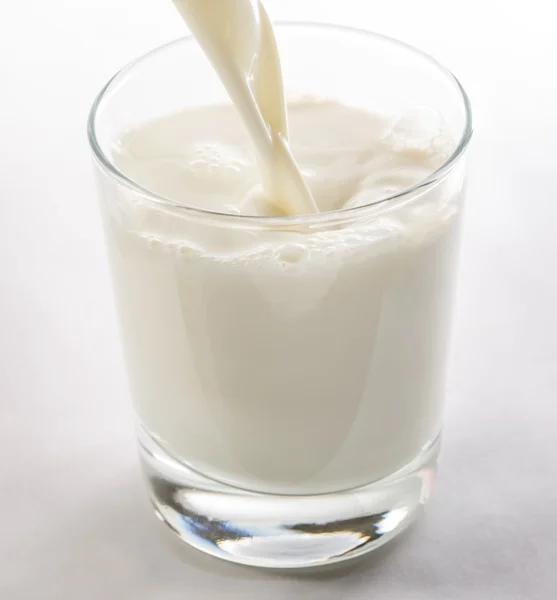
(171, 0), (318, 215)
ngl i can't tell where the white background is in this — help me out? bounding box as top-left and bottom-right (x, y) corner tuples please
(1, 1), (556, 598)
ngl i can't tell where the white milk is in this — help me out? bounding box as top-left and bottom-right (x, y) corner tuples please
(105, 99), (462, 495)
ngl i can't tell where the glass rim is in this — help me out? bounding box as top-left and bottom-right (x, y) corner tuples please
(87, 22), (473, 227)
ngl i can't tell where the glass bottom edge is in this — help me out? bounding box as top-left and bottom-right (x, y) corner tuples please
(139, 432), (440, 569)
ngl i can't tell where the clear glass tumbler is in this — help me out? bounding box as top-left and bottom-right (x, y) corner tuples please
(88, 24), (472, 568)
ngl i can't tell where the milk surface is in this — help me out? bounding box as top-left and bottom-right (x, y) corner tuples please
(105, 99), (461, 494)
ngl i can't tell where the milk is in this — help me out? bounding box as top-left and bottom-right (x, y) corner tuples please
(104, 98), (462, 495)
(95, 0), (464, 495)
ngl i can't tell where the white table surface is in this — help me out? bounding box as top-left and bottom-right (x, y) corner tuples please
(1, 1), (556, 598)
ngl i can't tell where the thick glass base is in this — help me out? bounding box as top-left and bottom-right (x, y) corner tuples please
(139, 432), (440, 569)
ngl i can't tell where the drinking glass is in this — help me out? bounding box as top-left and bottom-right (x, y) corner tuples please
(88, 23), (472, 568)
